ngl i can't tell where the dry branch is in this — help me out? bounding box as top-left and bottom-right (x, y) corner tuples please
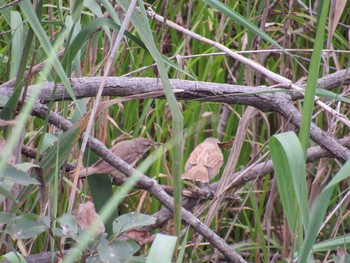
(2, 69), (349, 160)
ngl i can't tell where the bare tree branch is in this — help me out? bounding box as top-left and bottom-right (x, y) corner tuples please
(1, 69), (349, 161)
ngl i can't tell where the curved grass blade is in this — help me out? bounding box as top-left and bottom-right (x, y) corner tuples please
(299, 159), (350, 261)
(146, 234), (177, 263)
(270, 132), (309, 234)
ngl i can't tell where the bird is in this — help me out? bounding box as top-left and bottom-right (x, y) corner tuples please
(77, 138), (158, 178)
(182, 137), (224, 183)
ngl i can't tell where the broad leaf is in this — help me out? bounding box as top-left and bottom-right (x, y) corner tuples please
(113, 212), (156, 235)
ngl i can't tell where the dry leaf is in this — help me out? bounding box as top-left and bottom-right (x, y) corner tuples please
(74, 201), (105, 236)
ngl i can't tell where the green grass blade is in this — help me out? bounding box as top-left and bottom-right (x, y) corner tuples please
(313, 233), (350, 252)
(299, 160), (350, 261)
(176, 229), (189, 263)
(315, 88), (350, 104)
(146, 234), (178, 263)
(298, 0), (330, 155)
(9, 11), (24, 79)
(298, 186), (333, 262)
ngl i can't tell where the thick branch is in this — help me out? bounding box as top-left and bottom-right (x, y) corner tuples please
(1, 68), (349, 105)
(2, 70), (350, 161)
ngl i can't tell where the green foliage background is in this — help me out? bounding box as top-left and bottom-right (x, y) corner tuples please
(0, 0), (349, 262)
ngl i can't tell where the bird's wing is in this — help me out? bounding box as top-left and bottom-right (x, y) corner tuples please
(184, 143), (205, 170)
(110, 143), (139, 165)
(204, 146), (223, 169)
(120, 152), (142, 167)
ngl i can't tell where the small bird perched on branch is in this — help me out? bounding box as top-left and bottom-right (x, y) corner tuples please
(77, 138), (158, 178)
(182, 137), (224, 183)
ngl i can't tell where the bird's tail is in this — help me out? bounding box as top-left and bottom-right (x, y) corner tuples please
(181, 165), (209, 183)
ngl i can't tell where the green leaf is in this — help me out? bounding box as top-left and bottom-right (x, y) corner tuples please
(40, 124), (82, 179)
(55, 214), (78, 237)
(0, 0), (12, 23)
(98, 240), (140, 263)
(313, 233), (350, 251)
(0, 252), (27, 263)
(315, 88), (350, 104)
(323, 158), (350, 191)
(41, 133), (59, 152)
(299, 159), (350, 261)
(270, 131), (309, 234)
(146, 234), (177, 263)
(113, 212), (156, 235)
(298, 0), (330, 154)
(176, 229), (189, 263)
(3, 163), (39, 186)
(4, 214), (49, 239)
(10, 11), (24, 79)
(15, 123), (82, 208)
(299, 186), (333, 262)
(0, 184), (16, 202)
(0, 212), (18, 224)
(0, 95), (8, 107)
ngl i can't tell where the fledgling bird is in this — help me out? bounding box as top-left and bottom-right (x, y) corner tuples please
(182, 137), (224, 183)
(77, 138), (157, 178)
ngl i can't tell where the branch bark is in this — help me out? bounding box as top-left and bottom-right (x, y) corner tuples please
(2, 69), (347, 161)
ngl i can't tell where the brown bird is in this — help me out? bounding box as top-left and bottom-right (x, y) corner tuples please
(182, 137), (224, 183)
(77, 138), (158, 178)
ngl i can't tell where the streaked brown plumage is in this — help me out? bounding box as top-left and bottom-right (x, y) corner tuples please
(77, 138), (157, 178)
(182, 137), (224, 183)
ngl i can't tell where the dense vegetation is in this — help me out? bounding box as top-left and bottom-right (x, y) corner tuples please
(0, 0), (350, 262)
